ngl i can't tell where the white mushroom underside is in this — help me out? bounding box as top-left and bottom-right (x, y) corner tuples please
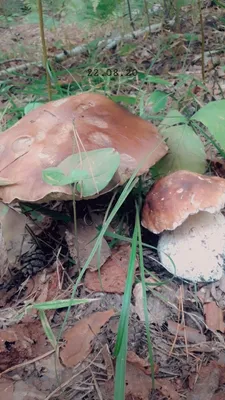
(157, 211), (225, 282)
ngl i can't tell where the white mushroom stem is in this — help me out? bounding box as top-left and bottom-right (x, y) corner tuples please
(157, 211), (225, 283)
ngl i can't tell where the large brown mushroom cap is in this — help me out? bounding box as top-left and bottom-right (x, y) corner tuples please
(0, 93), (167, 203)
(142, 170), (225, 234)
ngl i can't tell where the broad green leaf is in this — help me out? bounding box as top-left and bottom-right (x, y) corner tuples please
(58, 148), (120, 197)
(110, 95), (137, 105)
(147, 91), (169, 113)
(42, 167), (89, 186)
(24, 102), (44, 115)
(191, 100), (225, 150)
(159, 109), (187, 131)
(153, 124), (206, 177)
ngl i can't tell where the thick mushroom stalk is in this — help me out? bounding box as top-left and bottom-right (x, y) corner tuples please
(0, 93), (167, 204)
(142, 170), (225, 282)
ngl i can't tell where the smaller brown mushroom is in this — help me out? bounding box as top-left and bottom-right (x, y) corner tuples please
(142, 170), (225, 282)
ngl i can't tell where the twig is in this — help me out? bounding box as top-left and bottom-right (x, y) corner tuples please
(143, 0), (151, 35)
(0, 61), (42, 77)
(198, 0), (205, 82)
(0, 58), (27, 65)
(126, 0), (136, 34)
(37, 0), (52, 100)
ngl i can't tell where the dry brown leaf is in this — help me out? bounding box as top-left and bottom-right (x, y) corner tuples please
(203, 302), (225, 332)
(0, 377), (13, 400)
(84, 244), (137, 293)
(187, 361), (221, 400)
(167, 320), (207, 344)
(127, 351), (157, 376)
(101, 362), (180, 400)
(60, 309), (115, 367)
(156, 379), (180, 400)
(0, 321), (49, 372)
(65, 219), (111, 271)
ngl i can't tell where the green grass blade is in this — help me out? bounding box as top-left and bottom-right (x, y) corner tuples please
(114, 318), (129, 400)
(39, 310), (57, 349)
(114, 213), (138, 356)
(28, 297), (98, 311)
(136, 202), (155, 388)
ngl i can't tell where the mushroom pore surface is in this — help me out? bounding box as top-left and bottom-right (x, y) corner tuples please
(157, 211), (225, 282)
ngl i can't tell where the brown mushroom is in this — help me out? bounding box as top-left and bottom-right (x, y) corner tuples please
(0, 93), (167, 204)
(142, 170), (225, 282)
(142, 170), (225, 234)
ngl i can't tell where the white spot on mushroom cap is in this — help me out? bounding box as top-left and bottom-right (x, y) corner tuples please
(55, 123), (72, 145)
(176, 188), (183, 194)
(90, 132), (112, 146)
(12, 136), (33, 154)
(38, 150), (58, 166)
(158, 211), (225, 282)
(0, 144), (5, 155)
(85, 117), (108, 129)
(36, 130), (46, 142)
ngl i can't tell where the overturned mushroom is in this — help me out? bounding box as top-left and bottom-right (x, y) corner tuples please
(142, 170), (225, 282)
(0, 93), (167, 203)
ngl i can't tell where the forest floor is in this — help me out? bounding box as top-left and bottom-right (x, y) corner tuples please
(0, 3), (225, 400)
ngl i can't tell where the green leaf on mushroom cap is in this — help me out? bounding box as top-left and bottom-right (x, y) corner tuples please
(191, 99), (225, 150)
(24, 102), (44, 115)
(42, 148), (120, 197)
(58, 148), (120, 197)
(42, 167), (89, 186)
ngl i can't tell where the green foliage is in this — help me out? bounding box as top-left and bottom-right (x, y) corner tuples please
(191, 100), (225, 151)
(156, 123), (206, 176)
(151, 109), (206, 177)
(42, 167), (89, 186)
(110, 95), (137, 105)
(159, 109), (188, 128)
(118, 43), (137, 56)
(42, 148), (120, 197)
(24, 102), (44, 114)
(147, 90), (169, 113)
